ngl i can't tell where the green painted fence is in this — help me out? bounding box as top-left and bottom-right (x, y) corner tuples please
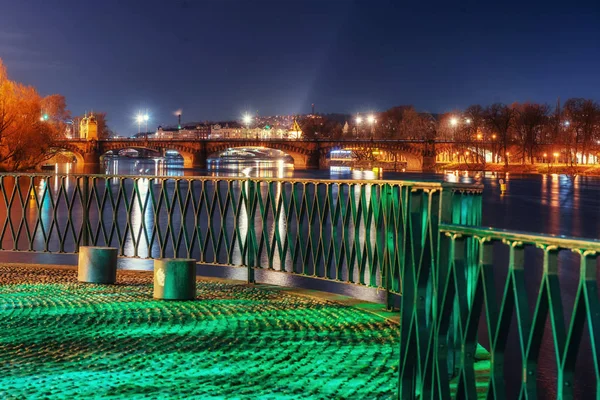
(0, 173), (480, 299)
(422, 224), (600, 399)
(0, 172), (488, 397)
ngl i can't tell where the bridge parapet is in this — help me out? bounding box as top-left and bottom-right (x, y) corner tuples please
(53, 138), (444, 171)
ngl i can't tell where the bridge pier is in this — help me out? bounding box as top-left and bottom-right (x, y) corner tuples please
(183, 145), (208, 169)
(301, 144), (322, 170)
(82, 151), (101, 174)
(422, 156), (436, 172)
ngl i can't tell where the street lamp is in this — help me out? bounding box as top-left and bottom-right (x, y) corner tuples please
(355, 116), (363, 138)
(143, 114), (149, 139)
(136, 114), (145, 137)
(450, 117), (458, 127)
(242, 113), (252, 138)
(367, 114), (376, 140)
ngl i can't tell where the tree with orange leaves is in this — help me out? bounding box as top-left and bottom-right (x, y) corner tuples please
(0, 58), (70, 170)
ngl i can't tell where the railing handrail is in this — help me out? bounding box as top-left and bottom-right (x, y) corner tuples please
(440, 223), (600, 251)
(5, 172), (484, 191)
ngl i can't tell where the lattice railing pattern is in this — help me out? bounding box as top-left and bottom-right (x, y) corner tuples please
(411, 224), (600, 399)
(0, 174), (480, 296)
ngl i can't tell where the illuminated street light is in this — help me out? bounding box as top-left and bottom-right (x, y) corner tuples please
(355, 116), (363, 138)
(465, 118), (472, 124)
(477, 133), (482, 140)
(367, 115), (376, 140)
(242, 114), (253, 138)
(450, 117), (458, 127)
(136, 113), (148, 137)
(564, 121), (570, 127)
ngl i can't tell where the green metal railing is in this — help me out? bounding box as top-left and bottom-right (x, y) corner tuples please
(0, 172), (488, 398)
(409, 224), (600, 399)
(0, 173), (481, 298)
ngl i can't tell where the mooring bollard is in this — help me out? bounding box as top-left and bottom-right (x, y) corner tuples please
(153, 259), (196, 300)
(78, 246), (118, 284)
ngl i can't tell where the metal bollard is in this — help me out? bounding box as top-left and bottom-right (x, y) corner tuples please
(153, 259), (196, 300)
(78, 246), (118, 284)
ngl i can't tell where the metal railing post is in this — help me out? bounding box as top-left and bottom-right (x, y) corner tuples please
(246, 178), (256, 284)
(82, 175), (90, 248)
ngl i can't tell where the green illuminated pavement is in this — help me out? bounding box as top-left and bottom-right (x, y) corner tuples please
(0, 266), (400, 399)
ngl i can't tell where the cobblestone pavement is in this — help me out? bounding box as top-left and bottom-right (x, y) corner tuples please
(0, 266), (399, 399)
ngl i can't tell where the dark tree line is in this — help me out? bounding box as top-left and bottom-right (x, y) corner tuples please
(300, 99), (600, 165)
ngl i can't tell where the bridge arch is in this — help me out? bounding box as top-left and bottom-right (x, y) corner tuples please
(321, 145), (425, 171)
(100, 143), (199, 168)
(48, 147), (85, 165)
(206, 142), (314, 169)
(50, 146), (86, 165)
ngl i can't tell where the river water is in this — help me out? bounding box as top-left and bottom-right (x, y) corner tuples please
(16, 157), (600, 397)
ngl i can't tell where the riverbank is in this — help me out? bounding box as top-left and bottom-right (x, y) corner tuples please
(439, 162), (600, 176)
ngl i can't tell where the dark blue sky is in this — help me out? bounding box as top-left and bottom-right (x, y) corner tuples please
(1, 0), (599, 135)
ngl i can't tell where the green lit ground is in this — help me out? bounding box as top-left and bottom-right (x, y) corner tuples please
(0, 266), (401, 399)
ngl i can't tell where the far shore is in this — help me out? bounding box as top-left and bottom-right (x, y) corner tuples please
(437, 162), (599, 176)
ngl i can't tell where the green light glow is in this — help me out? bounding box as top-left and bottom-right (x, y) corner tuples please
(0, 266), (400, 399)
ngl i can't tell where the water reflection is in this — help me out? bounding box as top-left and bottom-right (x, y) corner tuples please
(208, 159), (293, 178)
(103, 157), (184, 177)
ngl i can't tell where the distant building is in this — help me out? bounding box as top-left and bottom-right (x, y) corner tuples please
(79, 113), (98, 140)
(155, 124), (211, 139)
(342, 121), (349, 135)
(288, 119), (302, 139)
(210, 123), (244, 138)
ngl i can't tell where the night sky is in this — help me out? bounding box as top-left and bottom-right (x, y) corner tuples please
(1, 0), (599, 136)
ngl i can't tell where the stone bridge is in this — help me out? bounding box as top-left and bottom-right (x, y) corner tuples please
(54, 138), (456, 171)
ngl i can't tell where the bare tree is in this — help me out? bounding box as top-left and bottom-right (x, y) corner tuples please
(484, 103), (514, 166)
(563, 98), (600, 164)
(464, 105), (485, 164)
(513, 103), (549, 164)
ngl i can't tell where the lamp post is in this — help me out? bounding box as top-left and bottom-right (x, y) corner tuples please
(143, 114), (149, 140)
(563, 121), (571, 164)
(355, 116), (363, 139)
(136, 114), (144, 138)
(476, 132), (482, 165)
(367, 114), (376, 140)
(492, 134), (497, 163)
(242, 114), (252, 139)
